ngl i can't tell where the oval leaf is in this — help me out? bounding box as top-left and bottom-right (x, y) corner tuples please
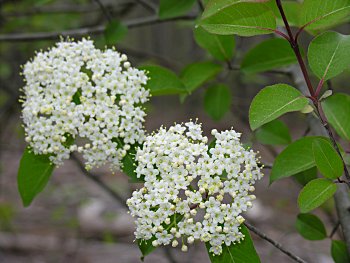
(271, 137), (319, 183)
(308, 31), (350, 80)
(313, 138), (343, 179)
(18, 148), (55, 207)
(140, 65), (187, 96)
(298, 178), (337, 213)
(204, 84), (231, 121)
(300, 0), (350, 32)
(159, 0), (196, 19)
(255, 119), (291, 145)
(241, 38), (297, 74)
(104, 21), (128, 45)
(322, 93), (350, 141)
(206, 225), (261, 263)
(293, 167), (318, 186)
(200, 2), (276, 36)
(194, 26), (235, 61)
(296, 213), (327, 240)
(331, 240), (350, 263)
(180, 61), (222, 93)
(249, 84), (308, 131)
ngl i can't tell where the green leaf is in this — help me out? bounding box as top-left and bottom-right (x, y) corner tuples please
(293, 167), (318, 186)
(113, 138), (142, 182)
(180, 61), (222, 93)
(159, 0), (196, 19)
(104, 21), (128, 45)
(206, 225), (260, 263)
(313, 138), (343, 179)
(295, 213), (327, 240)
(322, 93), (350, 141)
(17, 148), (55, 207)
(194, 26), (235, 61)
(140, 65), (187, 96)
(271, 137), (319, 183)
(204, 84), (231, 121)
(200, 2), (276, 37)
(241, 38), (297, 74)
(255, 119), (291, 145)
(265, 1), (301, 27)
(249, 84), (308, 131)
(308, 31), (350, 80)
(331, 240), (350, 263)
(300, 0), (350, 32)
(298, 178), (337, 213)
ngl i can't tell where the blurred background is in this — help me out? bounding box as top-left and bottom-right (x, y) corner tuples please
(1, 0), (349, 262)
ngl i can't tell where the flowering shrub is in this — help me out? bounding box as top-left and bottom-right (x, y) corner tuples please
(13, 0), (350, 262)
(21, 39), (149, 169)
(127, 122), (262, 255)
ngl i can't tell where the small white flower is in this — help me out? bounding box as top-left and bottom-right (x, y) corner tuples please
(127, 122), (263, 255)
(21, 38), (150, 169)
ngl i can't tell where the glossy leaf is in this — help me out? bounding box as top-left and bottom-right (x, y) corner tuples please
(308, 31), (350, 80)
(104, 21), (128, 45)
(322, 93), (350, 141)
(296, 213), (327, 240)
(249, 84), (308, 131)
(331, 240), (350, 263)
(159, 0), (196, 19)
(18, 148), (55, 207)
(204, 84), (231, 121)
(271, 137), (319, 183)
(194, 26), (235, 61)
(313, 138), (343, 179)
(206, 225), (260, 263)
(180, 61), (222, 93)
(200, 2), (276, 36)
(255, 119), (291, 145)
(293, 167), (318, 186)
(300, 0), (350, 31)
(140, 65), (187, 96)
(266, 1), (301, 27)
(241, 38), (297, 74)
(298, 178), (337, 213)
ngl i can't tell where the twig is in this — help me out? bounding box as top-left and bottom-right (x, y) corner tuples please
(70, 154), (127, 208)
(93, 0), (113, 22)
(70, 154), (178, 263)
(1, 4), (129, 17)
(244, 222), (308, 263)
(330, 221), (341, 239)
(197, 0), (205, 12)
(0, 15), (196, 42)
(134, 0), (157, 13)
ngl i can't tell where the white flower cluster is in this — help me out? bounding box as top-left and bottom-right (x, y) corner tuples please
(21, 38), (150, 169)
(127, 122), (263, 255)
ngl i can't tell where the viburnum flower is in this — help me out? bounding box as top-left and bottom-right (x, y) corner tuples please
(21, 38), (150, 169)
(127, 121), (263, 255)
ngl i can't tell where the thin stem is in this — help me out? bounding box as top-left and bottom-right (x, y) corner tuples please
(135, 0), (157, 13)
(244, 222), (308, 263)
(0, 15), (196, 42)
(93, 0), (113, 22)
(275, 0), (315, 97)
(315, 78), (325, 97)
(197, 0), (205, 12)
(71, 154), (127, 208)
